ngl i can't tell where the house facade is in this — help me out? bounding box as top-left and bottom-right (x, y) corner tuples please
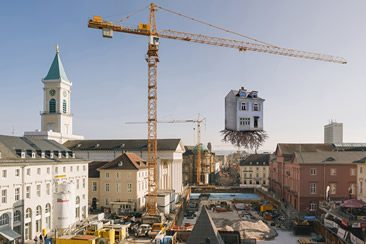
(88, 153), (148, 213)
(239, 154), (271, 188)
(225, 87), (264, 131)
(270, 143), (366, 213)
(0, 135), (88, 243)
(64, 139), (184, 195)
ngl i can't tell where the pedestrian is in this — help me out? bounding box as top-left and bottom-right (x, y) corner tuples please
(33, 235), (38, 244)
(39, 234), (43, 243)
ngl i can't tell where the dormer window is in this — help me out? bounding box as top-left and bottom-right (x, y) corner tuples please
(239, 90), (246, 97)
(65, 152), (69, 158)
(21, 152), (26, 159)
(27, 150), (33, 157)
(50, 152), (54, 159)
(31, 152), (36, 158)
(41, 152), (45, 158)
(58, 152), (62, 158)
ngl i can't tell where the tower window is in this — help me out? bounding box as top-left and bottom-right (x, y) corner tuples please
(63, 100), (67, 113)
(49, 99), (56, 113)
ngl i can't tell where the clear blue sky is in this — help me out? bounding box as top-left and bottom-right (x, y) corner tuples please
(0, 1), (364, 152)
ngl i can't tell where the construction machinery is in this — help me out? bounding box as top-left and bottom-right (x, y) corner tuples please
(88, 2), (346, 218)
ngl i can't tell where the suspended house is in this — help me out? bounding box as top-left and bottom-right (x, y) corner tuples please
(222, 87), (266, 150)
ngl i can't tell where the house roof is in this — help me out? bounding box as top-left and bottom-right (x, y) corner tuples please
(293, 151), (366, 164)
(64, 139), (183, 152)
(276, 143), (335, 156)
(0, 135), (76, 161)
(43, 47), (70, 82)
(98, 153), (146, 170)
(89, 161), (108, 178)
(240, 153), (271, 166)
(187, 207), (224, 244)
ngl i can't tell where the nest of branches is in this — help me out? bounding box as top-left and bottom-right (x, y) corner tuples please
(221, 129), (268, 150)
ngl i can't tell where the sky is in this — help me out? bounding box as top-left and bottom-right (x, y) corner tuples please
(0, 1), (364, 153)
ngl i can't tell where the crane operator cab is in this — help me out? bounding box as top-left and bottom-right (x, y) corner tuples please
(150, 36), (159, 46)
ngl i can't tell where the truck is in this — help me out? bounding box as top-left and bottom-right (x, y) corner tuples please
(148, 223), (164, 239)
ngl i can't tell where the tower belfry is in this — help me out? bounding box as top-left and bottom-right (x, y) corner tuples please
(24, 46), (83, 143)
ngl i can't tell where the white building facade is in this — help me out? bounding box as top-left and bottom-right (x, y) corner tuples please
(0, 135), (88, 243)
(225, 87), (265, 131)
(64, 139), (184, 196)
(24, 46), (83, 144)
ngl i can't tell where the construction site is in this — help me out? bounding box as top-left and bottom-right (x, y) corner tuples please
(6, 2), (347, 244)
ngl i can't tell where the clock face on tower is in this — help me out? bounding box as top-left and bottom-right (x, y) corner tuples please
(49, 89), (56, 96)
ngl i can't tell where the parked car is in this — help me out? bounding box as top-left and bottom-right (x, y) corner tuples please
(135, 224), (151, 237)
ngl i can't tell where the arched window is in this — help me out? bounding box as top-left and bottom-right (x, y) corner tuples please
(36, 206), (42, 216)
(14, 210), (21, 222)
(49, 99), (56, 113)
(25, 208), (32, 218)
(63, 99), (67, 113)
(75, 196), (80, 219)
(45, 203), (51, 213)
(0, 213), (9, 226)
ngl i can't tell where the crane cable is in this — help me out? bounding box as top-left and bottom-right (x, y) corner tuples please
(116, 5), (149, 23)
(156, 5), (280, 48)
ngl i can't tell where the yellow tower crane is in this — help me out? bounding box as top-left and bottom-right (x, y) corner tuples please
(88, 3), (346, 217)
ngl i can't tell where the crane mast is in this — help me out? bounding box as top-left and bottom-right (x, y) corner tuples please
(88, 2), (346, 217)
(146, 3), (159, 216)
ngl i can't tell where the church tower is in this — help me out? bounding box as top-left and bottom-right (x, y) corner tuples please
(25, 46), (83, 143)
(42, 45), (73, 135)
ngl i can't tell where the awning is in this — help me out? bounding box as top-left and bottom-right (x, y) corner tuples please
(0, 227), (21, 241)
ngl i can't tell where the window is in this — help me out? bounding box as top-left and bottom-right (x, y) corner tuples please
(105, 199), (109, 205)
(330, 183), (337, 194)
(37, 185), (41, 197)
(63, 166), (66, 173)
(253, 103), (260, 111)
(330, 168), (337, 176)
(239, 117), (250, 126)
(15, 188), (20, 201)
(77, 166), (80, 171)
(37, 168), (41, 175)
(127, 183), (132, 192)
(1, 189), (7, 203)
(45, 204), (51, 213)
(47, 167), (50, 174)
(92, 182), (97, 192)
(106, 183), (110, 192)
(49, 99), (56, 113)
(63, 99), (67, 113)
(310, 183), (317, 194)
(361, 167), (363, 174)
(2, 170), (7, 177)
(351, 168), (356, 176)
(25, 208), (32, 219)
(360, 180), (363, 194)
(77, 179), (80, 189)
(116, 183), (120, 193)
(310, 168), (316, 175)
(83, 165), (86, 171)
(26, 168), (30, 176)
(310, 203), (317, 211)
(0, 214), (9, 226)
(82, 194), (85, 200)
(15, 169), (20, 176)
(14, 210), (21, 222)
(241, 102), (247, 111)
(106, 172), (110, 178)
(26, 186), (31, 198)
(70, 166), (73, 172)
(36, 206), (42, 216)
(82, 178), (86, 188)
(117, 172), (119, 178)
(55, 167), (58, 173)
(46, 183), (50, 195)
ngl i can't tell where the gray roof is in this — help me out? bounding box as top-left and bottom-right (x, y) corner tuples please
(276, 143), (335, 155)
(240, 153), (271, 166)
(89, 161), (108, 178)
(64, 139), (182, 151)
(99, 153), (146, 171)
(0, 135), (74, 160)
(293, 151), (366, 164)
(187, 207), (224, 244)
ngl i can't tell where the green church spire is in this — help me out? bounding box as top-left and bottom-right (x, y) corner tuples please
(44, 45), (70, 82)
